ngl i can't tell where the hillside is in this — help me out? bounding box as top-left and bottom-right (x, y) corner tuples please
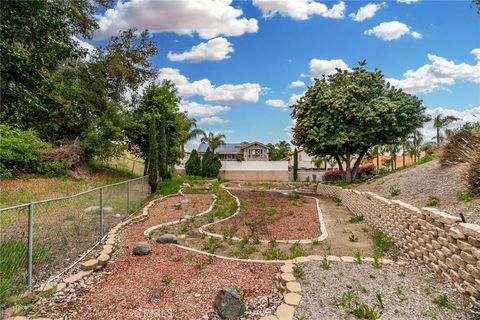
(353, 159), (480, 224)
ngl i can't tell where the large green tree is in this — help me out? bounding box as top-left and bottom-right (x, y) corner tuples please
(127, 81), (190, 174)
(185, 149), (201, 176)
(291, 61), (429, 182)
(201, 148), (222, 178)
(148, 116), (158, 193)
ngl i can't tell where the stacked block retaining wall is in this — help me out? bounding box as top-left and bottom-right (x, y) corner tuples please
(317, 183), (480, 301)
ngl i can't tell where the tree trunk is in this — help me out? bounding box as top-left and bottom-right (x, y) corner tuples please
(345, 149), (352, 183)
(351, 149), (368, 181)
(402, 144), (406, 167)
(413, 133), (417, 163)
(436, 127), (440, 147)
(376, 147), (379, 172)
(334, 155), (345, 178)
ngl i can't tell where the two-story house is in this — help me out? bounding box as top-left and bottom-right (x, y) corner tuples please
(197, 142), (269, 161)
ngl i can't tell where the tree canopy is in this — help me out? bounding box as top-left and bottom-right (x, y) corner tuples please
(291, 61), (429, 182)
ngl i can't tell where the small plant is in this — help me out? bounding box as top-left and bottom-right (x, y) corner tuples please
(375, 292), (384, 308)
(289, 242), (307, 258)
(354, 250), (363, 264)
(186, 253), (195, 262)
(340, 289), (359, 310)
(174, 203), (182, 210)
(348, 233), (359, 242)
(288, 192), (302, 200)
(292, 263), (306, 279)
(389, 186), (401, 196)
(352, 303), (379, 320)
(425, 280), (433, 295)
(321, 257), (331, 270)
(252, 233), (261, 245)
(372, 256), (382, 269)
(362, 226), (369, 233)
(433, 294), (456, 311)
(361, 286), (369, 293)
(259, 200), (267, 208)
(179, 222), (191, 234)
(372, 232), (394, 258)
(347, 215), (364, 224)
(147, 230), (154, 240)
(456, 191), (473, 202)
(195, 260), (205, 270)
(263, 240), (287, 260)
(202, 237), (224, 254)
(333, 196), (342, 206)
(398, 271), (406, 277)
(426, 195), (440, 207)
(312, 238), (320, 245)
(162, 275), (173, 285)
(267, 207), (277, 216)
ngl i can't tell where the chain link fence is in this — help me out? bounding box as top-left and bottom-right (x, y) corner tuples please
(0, 176), (150, 307)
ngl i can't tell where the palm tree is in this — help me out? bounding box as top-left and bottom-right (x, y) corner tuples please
(201, 132), (226, 153)
(433, 115), (459, 147)
(186, 118), (206, 142)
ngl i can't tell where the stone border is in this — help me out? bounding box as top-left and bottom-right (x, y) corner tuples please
(260, 255), (407, 320)
(197, 185), (328, 244)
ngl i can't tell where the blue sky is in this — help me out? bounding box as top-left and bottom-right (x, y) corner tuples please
(82, 0), (480, 146)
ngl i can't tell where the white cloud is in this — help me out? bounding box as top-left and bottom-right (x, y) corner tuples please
(386, 50), (480, 93)
(252, 0), (345, 20)
(167, 37), (234, 62)
(73, 36), (95, 59)
(199, 116), (227, 125)
(397, 0), (418, 3)
(421, 107), (480, 142)
(471, 48), (480, 60)
(158, 68), (262, 104)
(95, 0), (258, 39)
(266, 93), (304, 109)
(288, 80), (306, 88)
(364, 21), (422, 41)
(308, 58), (349, 78)
(179, 101), (230, 117)
(349, 2), (385, 22)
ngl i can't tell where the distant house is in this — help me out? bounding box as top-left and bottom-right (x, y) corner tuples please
(197, 142), (269, 161)
(286, 148), (317, 169)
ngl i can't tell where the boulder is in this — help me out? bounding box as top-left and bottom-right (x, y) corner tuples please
(214, 287), (246, 319)
(132, 241), (151, 256)
(84, 206), (114, 214)
(156, 234), (177, 244)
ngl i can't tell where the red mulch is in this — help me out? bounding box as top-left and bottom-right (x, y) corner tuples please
(41, 193), (278, 320)
(207, 190), (320, 240)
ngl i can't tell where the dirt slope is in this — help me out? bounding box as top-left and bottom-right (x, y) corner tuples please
(353, 159), (480, 224)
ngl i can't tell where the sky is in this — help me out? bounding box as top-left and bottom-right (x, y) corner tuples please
(80, 0), (480, 148)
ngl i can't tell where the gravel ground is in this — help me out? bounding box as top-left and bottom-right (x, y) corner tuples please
(354, 159), (480, 224)
(295, 260), (477, 320)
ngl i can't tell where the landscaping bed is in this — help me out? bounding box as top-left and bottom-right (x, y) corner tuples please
(205, 190), (320, 240)
(294, 260), (473, 319)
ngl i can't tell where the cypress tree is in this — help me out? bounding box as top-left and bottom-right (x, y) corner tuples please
(148, 116), (159, 193)
(185, 149), (201, 176)
(293, 148), (298, 182)
(201, 148), (221, 178)
(158, 112), (167, 180)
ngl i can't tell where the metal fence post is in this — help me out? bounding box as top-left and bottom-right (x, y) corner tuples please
(100, 187), (104, 239)
(27, 203), (33, 291)
(127, 181), (130, 214)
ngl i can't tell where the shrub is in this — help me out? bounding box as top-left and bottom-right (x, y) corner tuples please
(324, 169), (342, 181)
(292, 263), (306, 279)
(0, 124), (49, 177)
(347, 216), (363, 224)
(202, 148), (221, 178)
(456, 191), (473, 202)
(467, 148), (480, 195)
(433, 294), (456, 311)
(372, 232), (393, 258)
(357, 163), (376, 176)
(289, 242), (306, 258)
(41, 160), (67, 176)
(426, 195), (440, 207)
(185, 149), (201, 176)
(389, 186), (401, 196)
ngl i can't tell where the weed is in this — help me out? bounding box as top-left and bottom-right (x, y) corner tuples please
(372, 256), (382, 269)
(147, 231), (153, 240)
(312, 238), (320, 245)
(233, 244), (257, 259)
(340, 289), (359, 310)
(259, 200), (267, 208)
(161, 275), (173, 285)
(186, 254), (195, 262)
(267, 207), (277, 216)
(361, 286), (369, 293)
(348, 233), (359, 242)
(389, 186), (401, 196)
(375, 292), (384, 308)
(179, 222), (190, 234)
(263, 240), (287, 260)
(352, 303), (379, 320)
(372, 232), (394, 258)
(321, 257), (331, 270)
(426, 195), (440, 207)
(362, 226), (370, 233)
(433, 294), (456, 311)
(398, 271), (406, 277)
(353, 250), (363, 263)
(331, 196), (342, 207)
(288, 192), (303, 200)
(456, 191), (473, 202)
(293, 263), (306, 279)
(347, 215), (364, 224)
(425, 280), (433, 295)
(195, 260), (205, 270)
(252, 233), (261, 245)
(289, 242), (307, 258)
(202, 237), (224, 254)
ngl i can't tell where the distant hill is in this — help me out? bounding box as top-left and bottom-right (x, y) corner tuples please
(353, 159), (480, 224)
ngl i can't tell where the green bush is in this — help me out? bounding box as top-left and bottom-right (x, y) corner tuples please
(201, 148), (221, 178)
(0, 125), (49, 177)
(41, 160), (67, 176)
(185, 149), (201, 176)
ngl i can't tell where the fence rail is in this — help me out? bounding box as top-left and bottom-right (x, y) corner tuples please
(0, 176), (150, 305)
